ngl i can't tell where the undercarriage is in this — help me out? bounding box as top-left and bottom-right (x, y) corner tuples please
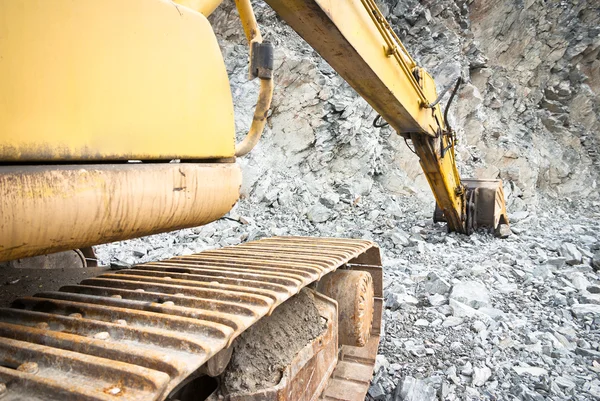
(0, 237), (382, 401)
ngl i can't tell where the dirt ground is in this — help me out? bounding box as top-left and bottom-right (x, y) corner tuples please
(221, 288), (327, 395)
(0, 266), (109, 308)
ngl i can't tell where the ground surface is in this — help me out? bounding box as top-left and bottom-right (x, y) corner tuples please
(1, 196), (599, 401)
(92, 194), (600, 401)
(221, 288), (326, 395)
(368, 199), (600, 401)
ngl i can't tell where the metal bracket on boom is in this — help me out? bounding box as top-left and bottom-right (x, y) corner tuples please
(250, 41), (274, 80)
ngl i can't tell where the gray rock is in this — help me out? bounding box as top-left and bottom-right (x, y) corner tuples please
(581, 291), (600, 305)
(471, 320), (487, 333)
(442, 316), (464, 327)
(446, 366), (460, 385)
(404, 341), (427, 358)
(560, 243), (583, 265)
(434, 300), (453, 314)
(547, 257), (566, 268)
(319, 193), (340, 208)
(461, 361), (473, 376)
(307, 204), (331, 223)
(472, 366), (492, 386)
(513, 384), (545, 401)
(569, 272), (590, 291)
(592, 251), (600, 271)
(512, 366), (548, 377)
(509, 211), (529, 222)
(394, 376), (436, 401)
(110, 261), (132, 270)
(427, 293), (447, 307)
(553, 293), (568, 306)
(571, 304), (600, 318)
(449, 299), (482, 319)
(374, 354), (390, 374)
(386, 293), (419, 310)
(554, 376), (576, 391)
(532, 264), (553, 279)
(368, 382), (386, 401)
(391, 232), (411, 248)
(450, 281), (490, 309)
(420, 272), (451, 295)
(496, 224), (512, 238)
(575, 347), (600, 358)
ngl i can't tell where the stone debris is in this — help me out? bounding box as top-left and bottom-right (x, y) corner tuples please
(472, 366), (492, 387)
(419, 272), (451, 295)
(512, 366), (548, 377)
(449, 280), (490, 309)
(571, 304), (600, 317)
(560, 243), (583, 266)
(592, 252), (600, 271)
(427, 294), (447, 307)
(307, 204), (332, 224)
(393, 376), (436, 401)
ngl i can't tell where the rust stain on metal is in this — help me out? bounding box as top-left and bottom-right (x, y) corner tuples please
(0, 237), (380, 401)
(103, 381), (125, 397)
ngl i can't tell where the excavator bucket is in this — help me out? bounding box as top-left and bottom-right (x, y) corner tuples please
(434, 179), (509, 235)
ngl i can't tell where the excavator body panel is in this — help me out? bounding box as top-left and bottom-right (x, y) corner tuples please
(0, 0), (235, 162)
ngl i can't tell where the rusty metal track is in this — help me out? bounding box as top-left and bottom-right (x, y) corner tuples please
(0, 237), (379, 401)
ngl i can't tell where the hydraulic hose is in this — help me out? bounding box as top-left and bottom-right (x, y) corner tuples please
(235, 78), (274, 157)
(234, 0), (274, 157)
(235, 0), (262, 43)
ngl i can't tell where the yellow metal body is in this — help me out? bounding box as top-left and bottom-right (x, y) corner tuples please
(174, 0), (224, 17)
(0, 163), (241, 262)
(0, 0), (235, 162)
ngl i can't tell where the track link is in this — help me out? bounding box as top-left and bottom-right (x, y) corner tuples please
(0, 237), (381, 401)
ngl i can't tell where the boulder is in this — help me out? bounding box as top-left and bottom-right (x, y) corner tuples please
(450, 281), (490, 309)
(560, 243), (582, 266)
(393, 376), (436, 401)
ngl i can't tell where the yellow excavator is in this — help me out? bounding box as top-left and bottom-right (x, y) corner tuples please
(0, 1), (509, 400)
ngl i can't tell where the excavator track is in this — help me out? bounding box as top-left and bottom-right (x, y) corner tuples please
(0, 237), (382, 401)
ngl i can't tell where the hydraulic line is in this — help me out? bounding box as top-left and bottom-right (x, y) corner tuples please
(234, 0), (274, 157)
